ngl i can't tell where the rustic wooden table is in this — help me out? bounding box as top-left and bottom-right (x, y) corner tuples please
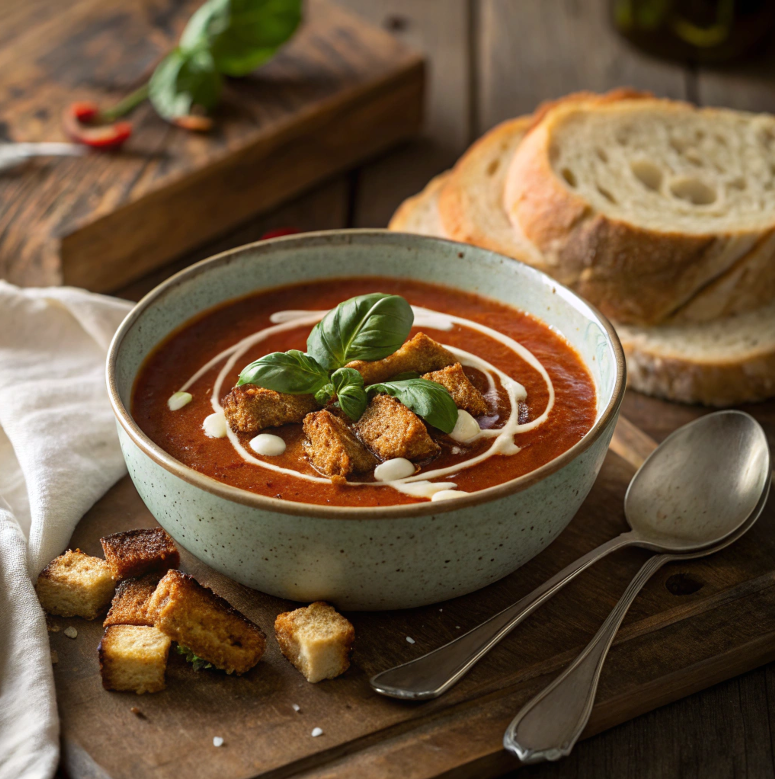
(54, 1), (775, 777)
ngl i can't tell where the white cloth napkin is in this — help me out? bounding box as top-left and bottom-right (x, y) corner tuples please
(0, 281), (133, 779)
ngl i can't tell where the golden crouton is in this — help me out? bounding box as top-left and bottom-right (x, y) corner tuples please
(223, 385), (318, 435)
(100, 528), (180, 581)
(147, 570), (265, 675)
(275, 602), (354, 683)
(104, 574), (160, 627)
(303, 410), (377, 482)
(423, 363), (488, 416)
(347, 333), (456, 385)
(355, 395), (440, 461)
(98, 625), (171, 694)
(35, 549), (115, 620)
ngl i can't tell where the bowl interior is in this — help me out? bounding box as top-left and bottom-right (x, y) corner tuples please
(111, 230), (622, 500)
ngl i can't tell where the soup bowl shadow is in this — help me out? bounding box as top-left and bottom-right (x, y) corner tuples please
(107, 230), (625, 610)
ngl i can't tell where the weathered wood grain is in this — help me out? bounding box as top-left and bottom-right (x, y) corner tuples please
(0, 0), (423, 292)
(476, 0), (688, 132)
(333, 0), (471, 227)
(50, 397), (775, 779)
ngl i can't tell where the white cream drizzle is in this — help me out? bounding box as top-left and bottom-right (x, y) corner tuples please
(173, 305), (557, 499)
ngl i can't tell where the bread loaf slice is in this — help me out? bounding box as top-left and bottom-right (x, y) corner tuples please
(388, 172), (450, 236)
(618, 303), (775, 406)
(504, 98), (775, 326)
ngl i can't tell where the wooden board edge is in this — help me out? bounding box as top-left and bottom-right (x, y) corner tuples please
(60, 57), (425, 292)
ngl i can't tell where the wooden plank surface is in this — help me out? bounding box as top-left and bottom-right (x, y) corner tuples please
(0, 0), (423, 292)
(50, 396), (775, 779)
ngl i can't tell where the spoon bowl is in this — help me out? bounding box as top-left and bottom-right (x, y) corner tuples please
(625, 410), (770, 550)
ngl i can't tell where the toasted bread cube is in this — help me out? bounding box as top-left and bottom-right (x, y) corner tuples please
(355, 395), (440, 461)
(147, 570), (265, 675)
(275, 602), (354, 683)
(347, 333), (456, 385)
(423, 363), (488, 417)
(98, 625), (171, 694)
(35, 549), (115, 620)
(223, 385), (319, 435)
(104, 574), (160, 627)
(100, 528), (179, 581)
(303, 410), (377, 482)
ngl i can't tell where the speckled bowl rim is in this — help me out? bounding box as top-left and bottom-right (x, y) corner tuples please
(106, 229), (626, 520)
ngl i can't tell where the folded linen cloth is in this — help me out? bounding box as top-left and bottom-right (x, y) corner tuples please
(0, 282), (133, 779)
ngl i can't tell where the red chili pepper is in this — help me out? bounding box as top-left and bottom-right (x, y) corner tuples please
(260, 228), (301, 240)
(63, 102), (132, 149)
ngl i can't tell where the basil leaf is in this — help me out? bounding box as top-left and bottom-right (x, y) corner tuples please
(307, 293), (414, 371)
(149, 47), (221, 123)
(331, 368), (367, 421)
(314, 383), (334, 406)
(181, 0), (302, 78)
(367, 379), (459, 434)
(237, 350), (329, 394)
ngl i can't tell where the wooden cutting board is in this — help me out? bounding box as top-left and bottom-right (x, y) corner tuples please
(0, 0), (423, 292)
(51, 392), (775, 778)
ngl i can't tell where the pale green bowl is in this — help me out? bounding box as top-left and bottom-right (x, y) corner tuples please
(107, 230), (625, 610)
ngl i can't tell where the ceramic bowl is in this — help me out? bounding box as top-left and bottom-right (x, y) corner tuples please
(107, 230), (625, 610)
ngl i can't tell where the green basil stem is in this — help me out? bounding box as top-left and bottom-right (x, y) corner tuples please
(100, 83), (151, 121)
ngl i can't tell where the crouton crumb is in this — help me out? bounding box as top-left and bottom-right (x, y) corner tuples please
(303, 410), (377, 481)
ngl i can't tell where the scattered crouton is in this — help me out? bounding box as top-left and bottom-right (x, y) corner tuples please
(223, 385), (318, 435)
(35, 549), (115, 620)
(98, 625), (171, 694)
(423, 363), (488, 416)
(303, 410), (377, 482)
(275, 602), (354, 683)
(104, 574), (161, 627)
(147, 570), (265, 675)
(100, 528), (179, 581)
(355, 395), (440, 461)
(347, 333), (456, 385)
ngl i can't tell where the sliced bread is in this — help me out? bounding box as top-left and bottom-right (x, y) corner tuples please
(388, 171), (450, 236)
(618, 303), (775, 406)
(504, 98), (775, 326)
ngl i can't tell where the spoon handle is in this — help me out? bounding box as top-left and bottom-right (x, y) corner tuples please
(370, 533), (635, 700)
(503, 553), (670, 763)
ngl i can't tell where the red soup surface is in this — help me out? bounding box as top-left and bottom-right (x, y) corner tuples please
(132, 277), (597, 507)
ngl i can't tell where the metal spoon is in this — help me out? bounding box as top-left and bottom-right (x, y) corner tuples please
(504, 462), (770, 763)
(0, 142), (86, 173)
(371, 411), (771, 701)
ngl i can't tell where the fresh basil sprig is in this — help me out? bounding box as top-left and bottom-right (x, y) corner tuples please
(236, 349), (329, 393)
(182, 0), (303, 77)
(307, 293), (414, 371)
(367, 379), (459, 434)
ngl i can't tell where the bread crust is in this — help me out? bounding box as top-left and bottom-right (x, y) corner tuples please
(388, 172), (450, 235)
(100, 528), (179, 581)
(504, 97), (771, 325)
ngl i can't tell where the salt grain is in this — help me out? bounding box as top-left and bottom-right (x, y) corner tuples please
(213, 737), (224, 747)
(456, 626), (460, 629)
(311, 727), (323, 737)
(292, 704), (301, 713)
(406, 636), (415, 644)
(64, 626), (78, 639)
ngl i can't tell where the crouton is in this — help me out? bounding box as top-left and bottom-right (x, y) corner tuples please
(355, 395), (440, 461)
(98, 625), (171, 694)
(100, 528), (180, 581)
(303, 410), (377, 482)
(147, 570), (265, 675)
(104, 574), (160, 627)
(35, 549), (115, 620)
(423, 363), (488, 416)
(223, 385), (318, 435)
(347, 333), (456, 385)
(275, 602), (354, 683)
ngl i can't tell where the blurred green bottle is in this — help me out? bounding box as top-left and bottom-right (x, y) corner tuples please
(613, 0), (775, 63)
